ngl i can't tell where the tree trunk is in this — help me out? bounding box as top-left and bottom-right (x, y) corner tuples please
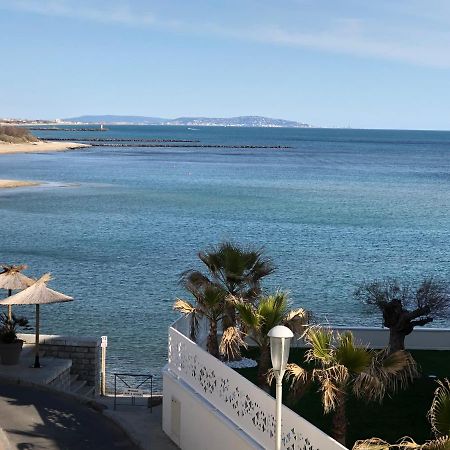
(222, 304), (241, 361)
(207, 319), (219, 358)
(388, 328), (406, 353)
(222, 303), (236, 330)
(257, 343), (271, 390)
(331, 393), (347, 446)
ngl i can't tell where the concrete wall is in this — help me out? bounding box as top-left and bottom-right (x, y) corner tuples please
(19, 334), (101, 395)
(290, 326), (450, 350)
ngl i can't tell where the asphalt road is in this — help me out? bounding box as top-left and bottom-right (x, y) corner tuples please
(0, 383), (138, 450)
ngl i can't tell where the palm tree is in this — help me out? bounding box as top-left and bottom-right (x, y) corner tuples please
(284, 327), (418, 446)
(174, 283), (226, 358)
(222, 291), (309, 388)
(353, 378), (450, 450)
(183, 242), (275, 330)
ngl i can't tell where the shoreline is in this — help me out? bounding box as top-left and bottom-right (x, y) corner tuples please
(0, 141), (90, 155)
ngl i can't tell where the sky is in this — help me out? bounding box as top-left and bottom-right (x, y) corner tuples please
(1, 0), (450, 129)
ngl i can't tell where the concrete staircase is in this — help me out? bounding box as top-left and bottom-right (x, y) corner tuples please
(5, 344), (95, 397)
(69, 373), (95, 397)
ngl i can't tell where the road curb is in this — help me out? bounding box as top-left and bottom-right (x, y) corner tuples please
(0, 427), (11, 450)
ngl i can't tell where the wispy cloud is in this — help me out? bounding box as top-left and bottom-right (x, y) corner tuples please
(1, 0), (156, 26)
(2, 0), (450, 69)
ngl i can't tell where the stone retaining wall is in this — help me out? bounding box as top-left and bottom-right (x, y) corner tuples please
(19, 334), (101, 395)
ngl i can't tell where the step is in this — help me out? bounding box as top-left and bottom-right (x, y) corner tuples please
(70, 379), (87, 394)
(78, 384), (95, 397)
(70, 373), (79, 383)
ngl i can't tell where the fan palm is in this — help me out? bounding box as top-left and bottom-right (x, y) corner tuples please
(285, 328), (418, 446)
(223, 291), (308, 388)
(174, 283), (226, 358)
(183, 242), (275, 330)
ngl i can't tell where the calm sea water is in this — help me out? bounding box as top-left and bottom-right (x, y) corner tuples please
(0, 126), (449, 386)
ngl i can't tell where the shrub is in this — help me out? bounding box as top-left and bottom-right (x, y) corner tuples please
(0, 125), (39, 143)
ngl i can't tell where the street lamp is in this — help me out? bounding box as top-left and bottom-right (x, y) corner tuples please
(268, 325), (293, 450)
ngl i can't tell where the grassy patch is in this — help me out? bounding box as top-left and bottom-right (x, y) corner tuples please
(237, 348), (450, 448)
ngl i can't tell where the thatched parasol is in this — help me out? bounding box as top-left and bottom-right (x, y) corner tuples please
(0, 273), (73, 368)
(0, 264), (35, 320)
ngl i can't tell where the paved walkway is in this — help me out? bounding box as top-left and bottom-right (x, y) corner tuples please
(0, 383), (178, 450)
(0, 383), (137, 450)
(99, 395), (178, 450)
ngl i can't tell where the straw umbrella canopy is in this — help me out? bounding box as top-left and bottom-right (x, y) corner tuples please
(0, 273), (73, 368)
(0, 264), (35, 320)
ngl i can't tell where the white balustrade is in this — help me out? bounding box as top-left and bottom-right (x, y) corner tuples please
(165, 315), (450, 450)
(167, 316), (346, 450)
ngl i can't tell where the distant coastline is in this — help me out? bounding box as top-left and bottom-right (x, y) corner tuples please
(2, 115), (312, 128)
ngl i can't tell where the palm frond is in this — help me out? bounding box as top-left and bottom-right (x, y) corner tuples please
(354, 350), (417, 403)
(173, 298), (196, 315)
(219, 326), (246, 360)
(429, 379), (450, 437)
(180, 270), (211, 292)
(418, 436), (450, 450)
(235, 301), (260, 331)
(283, 363), (311, 399)
(377, 350), (417, 396)
(396, 436), (450, 449)
(201, 284), (226, 320)
(283, 308), (310, 336)
(305, 327), (334, 365)
(352, 436), (450, 450)
(257, 291), (289, 335)
(198, 242), (274, 297)
(352, 437), (392, 449)
(335, 331), (373, 374)
(313, 365), (349, 413)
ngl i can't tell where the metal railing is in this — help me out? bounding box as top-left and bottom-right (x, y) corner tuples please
(113, 372), (154, 411)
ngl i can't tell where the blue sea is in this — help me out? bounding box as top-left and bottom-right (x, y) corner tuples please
(1, 126), (449, 386)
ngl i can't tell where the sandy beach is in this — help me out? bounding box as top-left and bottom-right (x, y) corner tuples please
(0, 140), (89, 189)
(0, 141), (89, 154)
(0, 179), (41, 189)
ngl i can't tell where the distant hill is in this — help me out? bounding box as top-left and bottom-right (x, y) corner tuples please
(64, 115), (311, 128)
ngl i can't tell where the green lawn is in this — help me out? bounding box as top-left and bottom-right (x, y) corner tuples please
(236, 348), (450, 449)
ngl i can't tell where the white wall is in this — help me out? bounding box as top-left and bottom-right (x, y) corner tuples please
(290, 327), (450, 350)
(164, 320), (347, 450)
(163, 369), (262, 450)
